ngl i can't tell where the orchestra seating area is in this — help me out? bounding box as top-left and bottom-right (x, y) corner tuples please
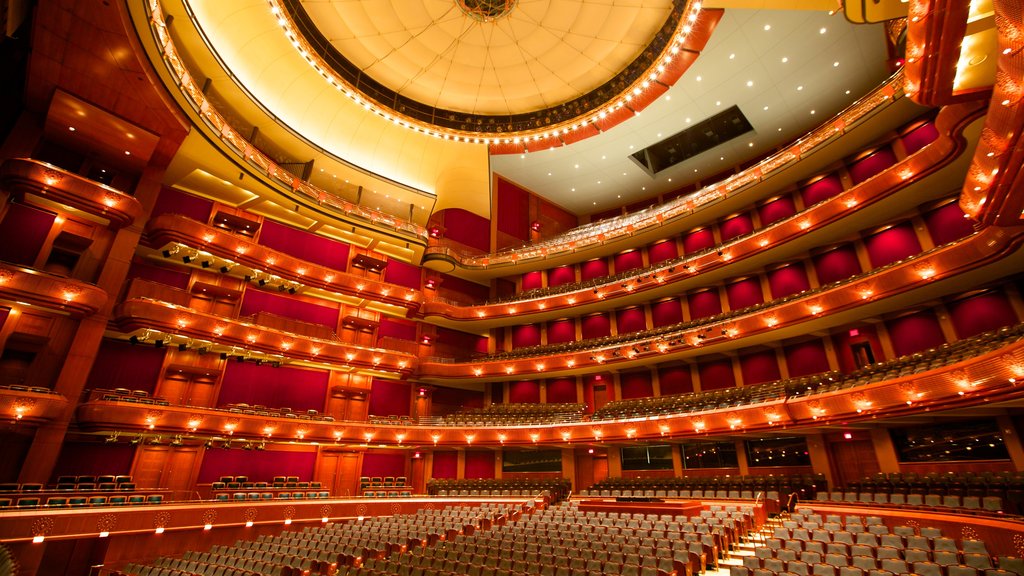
(114, 500), (759, 576)
(438, 403), (588, 426)
(427, 478), (572, 502)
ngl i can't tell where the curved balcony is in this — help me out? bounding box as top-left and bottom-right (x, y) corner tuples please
(74, 331), (1024, 446)
(143, 0), (428, 243)
(418, 223), (1024, 380)
(960, 1), (1024, 225)
(0, 385), (69, 425)
(420, 102), (984, 324)
(0, 263), (107, 317)
(422, 73), (908, 272)
(145, 213), (424, 311)
(0, 158), (143, 228)
(112, 297), (416, 377)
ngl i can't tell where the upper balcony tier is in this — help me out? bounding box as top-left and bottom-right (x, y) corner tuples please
(423, 73), (914, 275)
(418, 223), (1024, 381)
(420, 101), (985, 326)
(73, 325), (1024, 446)
(0, 262), (107, 317)
(144, 213), (424, 314)
(0, 158), (144, 228)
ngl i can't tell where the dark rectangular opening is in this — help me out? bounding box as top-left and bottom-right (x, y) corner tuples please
(631, 105), (754, 175)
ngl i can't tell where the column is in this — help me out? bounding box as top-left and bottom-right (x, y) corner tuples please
(805, 433), (834, 488)
(607, 447), (623, 478)
(870, 428), (900, 474)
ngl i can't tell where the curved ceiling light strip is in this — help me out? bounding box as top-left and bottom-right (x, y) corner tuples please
(268, 0), (715, 152)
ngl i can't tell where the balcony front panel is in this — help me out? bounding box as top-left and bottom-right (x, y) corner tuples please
(0, 158), (143, 228)
(0, 263), (107, 317)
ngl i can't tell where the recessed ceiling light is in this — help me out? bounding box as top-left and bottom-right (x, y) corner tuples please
(601, 155), (606, 160)
(124, 150), (130, 155)
(797, 85), (804, 91)
(748, 142), (754, 147)
(845, 89), (851, 94)
(668, 178), (673, 181)
(617, 195), (621, 198)
(665, 95), (671, 101)
(68, 126), (76, 132)
(597, 181), (601, 184)
(520, 154), (525, 159)
(622, 172), (627, 176)
(720, 156), (724, 160)
(696, 75), (702, 82)
(746, 80), (754, 87)
(572, 188), (576, 192)
(629, 145), (634, 149)
(819, 27), (827, 34)
(833, 61), (840, 67)
(547, 172), (552, 176)
(574, 164), (579, 169)
(715, 101), (721, 106)
(781, 57), (789, 63)
(764, 24), (771, 31)
(729, 53), (735, 60)
(592, 201), (597, 205)
(685, 117), (691, 123)
(810, 110), (816, 115)
(657, 133), (662, 137)
(763, 105), (769, 111)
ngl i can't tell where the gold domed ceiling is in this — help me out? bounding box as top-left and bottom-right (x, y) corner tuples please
(282, 0), (710, 140)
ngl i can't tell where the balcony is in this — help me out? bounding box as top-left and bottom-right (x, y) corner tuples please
(0, 263), (107, 317)
(112, 297), (417, 377)
(145, 214), (423, 312)
(0, 158), (143, 228)
(0, 385), (69, 425)
(73, 330), (1024, 445)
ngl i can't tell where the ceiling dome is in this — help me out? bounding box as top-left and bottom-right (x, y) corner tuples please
(285, 0), (689, 135)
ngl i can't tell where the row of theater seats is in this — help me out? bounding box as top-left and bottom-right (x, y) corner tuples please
(439, 403), (587, 426)
(224, 403), (336, 422)
(213, 491), (330, 501)
(738, 509), (1024, 576)
(0, 384), (59, 395)
(426, 478), (572, 502)
(0, 494), (164, 508)
(360, 477), (408, 488)
(368, 415), (418, 425)
(591, 325), (1023, 421)
(0, 474), (136, 493)
(588, 474), (823, 498)
(97, 388), (170, 406)
(844, 471), (1024, 497)
(814, 491), (1004, 513)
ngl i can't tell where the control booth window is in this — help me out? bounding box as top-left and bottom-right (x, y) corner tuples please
(622, 445), (674, 471)
(890, 420), (1010, 462)
(681, 441), (739, 469)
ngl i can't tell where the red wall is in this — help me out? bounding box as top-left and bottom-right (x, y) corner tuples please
(648, 240), (679, 264)
(152, 187), (212, 222)
(720, 213), (754, 241)
(948, 291), (1018, 339)
(864, 222), (922, 268)
(196, 448), (317, 483)
(239, 289), (339, 329)
(258, 220), (350, 271)
(368, 379), (411, 416)
(432, 452), (457, 479)
(813, 244), (862, 284)
(620, 370), (654, 400)
(759, 196), (797, 225)
(0, 202), (55, 265)
(547, 319), (576, 344)
(546, 378), (578, 403)
(739, 349), (782, 385)
(51, 443), (136, 482)
(784, 340), (831, 377)
(548, 266), (576, 287)
(580, 259), (610, 281)
(361, 453), (407, 478)
(508, 380), (541, 403)
(925, 201), (975, 245)
(465, 452), (496, 479)
(801, 174), (843, 206)
(581, 313), (611, 340)
(698, 358), (736, 391)
(651, 298), (683, 328)
(85, 339), (167, 394)
(521, 271), (543, 291)
(767, 264), (811, 299)
(383, 259), (421, 290)
(436, 208), (490, 253)
(614, 250), (644, 273)
(726, 278), (764, 310)
(901, 121), (939, 155)
(496, 178), (530, 246)
(684, 228), (715, 254)
(849, 148), (897, 185)
(886, 310), (947, 357)
(511, 324), (542, 348)
(688, 289), (722, 319)
(616, 307), (647, 334)
(659, 364), (693, 396)
(219, 363), (328, 412)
